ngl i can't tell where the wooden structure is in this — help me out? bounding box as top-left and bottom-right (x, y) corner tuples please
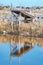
(11, 9), (34, 22)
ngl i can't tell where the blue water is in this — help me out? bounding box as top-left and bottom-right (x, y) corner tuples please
(0, 43), (43, 65)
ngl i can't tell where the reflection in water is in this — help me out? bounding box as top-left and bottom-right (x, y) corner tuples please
(0, 34), (43, 63)
(0, 34), (43, 46)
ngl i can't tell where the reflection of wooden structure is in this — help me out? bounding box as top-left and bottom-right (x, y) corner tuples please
(11, 44), (33, 56)
(0, 34), (43, 63)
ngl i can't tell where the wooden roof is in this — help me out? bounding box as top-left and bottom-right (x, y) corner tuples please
(11, 10), (34, 18)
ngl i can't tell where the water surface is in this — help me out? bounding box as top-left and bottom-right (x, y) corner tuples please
(0, 34), (43, 65)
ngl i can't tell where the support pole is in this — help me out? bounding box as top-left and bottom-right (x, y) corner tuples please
(18, 12), (21, 63)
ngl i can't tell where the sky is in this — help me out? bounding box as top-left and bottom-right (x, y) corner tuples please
(0, 0), (43, 6)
